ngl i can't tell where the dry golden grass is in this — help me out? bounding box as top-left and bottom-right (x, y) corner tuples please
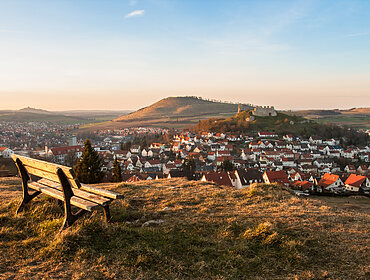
(0, 177), (369, 279)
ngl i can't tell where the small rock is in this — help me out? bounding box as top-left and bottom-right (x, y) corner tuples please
(142, 219), (164, 227)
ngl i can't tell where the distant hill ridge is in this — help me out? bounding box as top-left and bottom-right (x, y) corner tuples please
(114, 96), (254, 122)
(0, 108), (129, 125)
(18, 107), (54, 114)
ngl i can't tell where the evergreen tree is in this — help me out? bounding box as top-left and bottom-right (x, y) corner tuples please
(220, 159), (234, 172)
(112, 157), (122, 182)
(141, 138), (147, 149)
(182, 158), (196, 172)
(74, 139), (104, 184)
(123, 141), (132, 150)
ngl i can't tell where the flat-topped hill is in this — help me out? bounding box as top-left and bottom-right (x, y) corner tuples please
(77, 96), (254, 131)
(0, 177), (369, 279)
(114, 97), (252, 122)
(18, 107), (54, 114)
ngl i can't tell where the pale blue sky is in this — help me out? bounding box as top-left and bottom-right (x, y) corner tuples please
(0, 0), (369, 110)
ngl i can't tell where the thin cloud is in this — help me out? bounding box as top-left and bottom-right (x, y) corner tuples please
(345, 32), (370, 38)
(129, 0), (138, 6)
(125, 10), (145, 18)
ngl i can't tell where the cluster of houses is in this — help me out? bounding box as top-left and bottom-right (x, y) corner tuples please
(264, 169), (370, 195)
(2, 123), (369, 195)
(0, 121), (79, 152)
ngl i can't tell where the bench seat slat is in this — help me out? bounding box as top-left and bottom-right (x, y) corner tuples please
(80, 184), (124, 200)
(29, 182), (99, 211)
(37, 179), (112, 206)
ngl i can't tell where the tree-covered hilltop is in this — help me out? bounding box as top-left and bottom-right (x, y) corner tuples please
(194, 110), (306, 134)
(193, 110), (369, 147)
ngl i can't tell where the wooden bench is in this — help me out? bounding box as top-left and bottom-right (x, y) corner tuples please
(11, 154), (123, 232)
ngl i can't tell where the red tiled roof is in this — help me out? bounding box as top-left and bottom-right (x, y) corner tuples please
(259, 132), (276, 136)
(318, 173), (340, 187)
(298, 181), (313, 191)
(345, 174), (366, 187)
(216, 156), (233, 162)
(114, 150), (129, 155)
(203, 172), (233, 187)
(264, 170), (289, 184)
(148, 159), (161, 165)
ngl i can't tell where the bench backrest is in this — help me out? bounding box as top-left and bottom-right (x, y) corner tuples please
(11, 154), (82, 189)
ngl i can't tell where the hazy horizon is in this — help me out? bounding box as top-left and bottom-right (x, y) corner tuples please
(1, 0), (370, 110)
(1, 95), (369, 112)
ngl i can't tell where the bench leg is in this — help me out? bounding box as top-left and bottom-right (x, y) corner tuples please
(57, 168), (88, 233)
(15, 158), (41, 214)
(103, 205), (111, 222)
(60, 208), (88, 232)
(17, 190), (42, 214)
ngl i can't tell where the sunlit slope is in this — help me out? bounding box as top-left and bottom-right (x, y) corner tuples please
(113, 97), (253, 122)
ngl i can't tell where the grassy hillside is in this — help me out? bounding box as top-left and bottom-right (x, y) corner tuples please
(0, 177), (369, 279)
(76, 97), (252, 132)
(0, 111), (87, 124)
(114, 97), (251, 122)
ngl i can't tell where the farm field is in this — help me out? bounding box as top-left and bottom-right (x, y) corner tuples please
(287, 108), (370, 129)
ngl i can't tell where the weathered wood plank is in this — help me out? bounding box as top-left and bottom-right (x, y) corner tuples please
(24, 165), (60, 182)
(80, 184), (124, 200)
(11, 154), (80, 187)
(29, 182), (98, 211)
(38, 178), (112, 206)
(25, 166), (80, 190)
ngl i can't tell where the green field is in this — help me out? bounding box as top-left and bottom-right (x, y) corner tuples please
(0, 111), (127, 125)
(314, 115), (370, 129)
(286, 108), (370, 129)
